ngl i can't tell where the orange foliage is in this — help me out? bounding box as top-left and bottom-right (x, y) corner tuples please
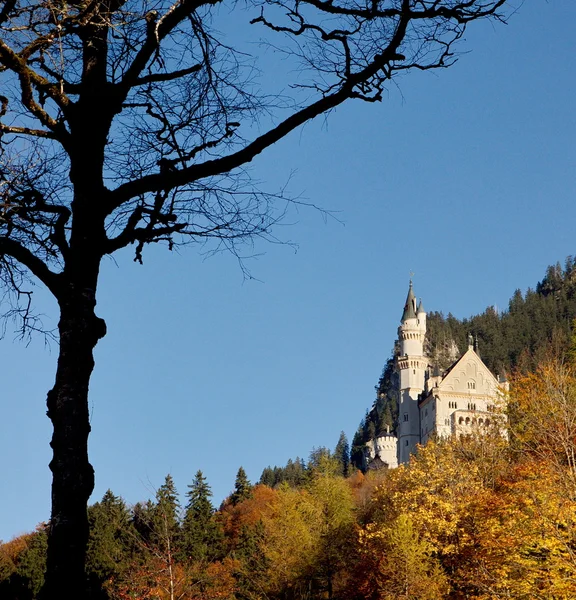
(219, 484), (277, 543)
(106, 557), (240, 600)
(0, 532), (34, 577)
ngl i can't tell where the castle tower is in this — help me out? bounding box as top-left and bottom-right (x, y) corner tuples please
(397, 282), (428, 464)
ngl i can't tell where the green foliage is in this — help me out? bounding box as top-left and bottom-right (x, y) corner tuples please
(307, 447), (340, 476)
(181, 470), (223, 561)
(334, 432), (350, 478)
(16, 528), (47, 600)
(0, 527), (48, 600)
(86, 490), (133, 597)
(259, 457), (307, 488)
(230, 467), (253, 506)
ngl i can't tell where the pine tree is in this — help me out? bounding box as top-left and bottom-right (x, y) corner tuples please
(16, 526), (48, 599)
(182, 470), (223, 561)
(86, 490), (133, 595)
(230, 467), (253, 506)
(334, 432), (350, 478)
(152, 474), (181, 557)
(259, 467), (276, 487)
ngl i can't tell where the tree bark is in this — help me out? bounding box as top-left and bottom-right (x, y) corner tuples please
(42, 283), (106, 599)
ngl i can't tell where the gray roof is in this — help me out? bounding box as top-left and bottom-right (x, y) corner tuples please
(401, 282), (417, 321)
(417, 298), (425, 314)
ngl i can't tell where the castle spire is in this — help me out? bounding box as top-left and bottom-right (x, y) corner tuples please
(401, 281), (417, 321)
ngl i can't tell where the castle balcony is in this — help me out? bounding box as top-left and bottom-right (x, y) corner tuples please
(451, 408), (506, 437)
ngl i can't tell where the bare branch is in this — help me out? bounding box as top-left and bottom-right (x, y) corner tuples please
(0, 236), (62, 296)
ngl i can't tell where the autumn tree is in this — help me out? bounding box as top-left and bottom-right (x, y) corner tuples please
(0, 0), (510, 595)
(357, 514), (449, 600)
(512, 358), (576, 498)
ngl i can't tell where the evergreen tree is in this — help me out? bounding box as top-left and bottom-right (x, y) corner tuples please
(334, 432), (350, 477)
(231, 467), (253, 506)
(86, 490), (133, 598)
(151, 474), (181, 557)
(15, 526), (47, 600)
(131, 500), (156, 545)
(308, 447), (340, 476)
(182, 470), (223, 561)
(259, 467), (276, 487)
(0, 526), (48, 600)
(260, 457), (308, 488)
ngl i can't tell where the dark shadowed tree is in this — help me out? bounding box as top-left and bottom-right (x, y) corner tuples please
(230, 467), (253, 506)
(0, 0), (509, 596)
(334, 431), (350, 478)
(85, 490), (133, 597)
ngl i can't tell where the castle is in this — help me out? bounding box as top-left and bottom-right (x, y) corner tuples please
(365, 282), (507, 469)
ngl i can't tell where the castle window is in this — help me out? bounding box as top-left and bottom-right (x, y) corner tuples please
(413, 369), (416, 375)
(465, 417), (471, 425)
(445, 418), (450, 426)
(403, 414), (409, 422)
(405, 440), (409, 446)
(467, 381), (476, 390)
(459, 417), (464, 424)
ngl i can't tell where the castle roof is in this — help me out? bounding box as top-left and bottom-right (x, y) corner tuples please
(417, 298), (425, 313)
(420, 346), (500, 406)
(401, 281), (417, 321)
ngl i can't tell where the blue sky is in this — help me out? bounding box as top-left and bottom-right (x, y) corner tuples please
(1, 0), (576, 540)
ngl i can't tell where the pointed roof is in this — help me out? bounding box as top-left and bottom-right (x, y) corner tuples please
(417, 298), (425, 314)
(437, 347), (499, 394)
(401, 281), (417, 321)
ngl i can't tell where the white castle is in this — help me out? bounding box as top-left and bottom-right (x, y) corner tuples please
(365, 282), (507, 469)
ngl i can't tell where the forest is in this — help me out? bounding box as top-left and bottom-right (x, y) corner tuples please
(2, 258), (576, 600)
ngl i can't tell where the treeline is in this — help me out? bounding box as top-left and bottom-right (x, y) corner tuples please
(351, 256), (576, 467)
(259, 432), (350, 487)
(2, 356), (576, 599)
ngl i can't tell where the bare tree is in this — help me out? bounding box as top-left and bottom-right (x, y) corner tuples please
(0, 0), (508, 596)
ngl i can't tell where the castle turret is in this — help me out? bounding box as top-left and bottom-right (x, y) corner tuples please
(397, 282), (427, 464)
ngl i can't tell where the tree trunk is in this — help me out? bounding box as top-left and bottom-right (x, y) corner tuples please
(41, 284), (106, 599)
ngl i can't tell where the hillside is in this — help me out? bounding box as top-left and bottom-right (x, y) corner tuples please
(351, 257), (576, 468)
